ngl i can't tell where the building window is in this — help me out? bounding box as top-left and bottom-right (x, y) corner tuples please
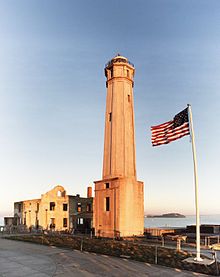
(50, 202), (55, 211)
(50, 218), (55, 229)
(109, 112), (112, 122)
(18, 203), (21, 213)
(128, 95), (131, 103)
(63, 203), (68, 211)
(105, 197), (110, 211)
(105, 183), (109, 189)
(86, 203), (91, 212)
(57, 190), (61, 197)
(63, 218), (68, 227)
(77, 203), (82, 212)
(37, 203), (39, 212)
(77, 218), (83, 225)
(127, 70), (129, 77)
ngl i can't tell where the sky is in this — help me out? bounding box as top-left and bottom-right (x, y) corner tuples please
(0, 0), (220, 217)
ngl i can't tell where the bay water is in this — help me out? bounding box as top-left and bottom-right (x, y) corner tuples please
(144, 214), (220, 228)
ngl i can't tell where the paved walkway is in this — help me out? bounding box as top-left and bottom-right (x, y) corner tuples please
(0, 238), (208, 276)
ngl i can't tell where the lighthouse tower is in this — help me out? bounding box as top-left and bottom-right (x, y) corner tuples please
(94, 55), (144, 238)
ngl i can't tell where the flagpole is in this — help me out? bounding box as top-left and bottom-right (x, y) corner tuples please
(187, 104), (202, 262)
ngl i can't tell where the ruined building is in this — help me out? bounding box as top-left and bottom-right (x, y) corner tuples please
(94, 55), (144, 238)
(10, 185), (93, 232)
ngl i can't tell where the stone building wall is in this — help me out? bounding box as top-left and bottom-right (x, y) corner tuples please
(39, 185), (69, 230)
(22, 199), (41, 228)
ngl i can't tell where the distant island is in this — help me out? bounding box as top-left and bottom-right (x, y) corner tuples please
(146, 213), (186, 218)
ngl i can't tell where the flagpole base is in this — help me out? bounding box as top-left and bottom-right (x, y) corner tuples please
(194, 257), (203, 262)
(184, 257), (214, 265)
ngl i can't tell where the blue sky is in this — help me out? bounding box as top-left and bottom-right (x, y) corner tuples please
(0, 0), (220, 216)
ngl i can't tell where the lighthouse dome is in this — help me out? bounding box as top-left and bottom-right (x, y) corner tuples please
(112, 54), (128, 61)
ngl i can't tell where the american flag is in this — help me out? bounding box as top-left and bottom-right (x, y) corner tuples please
(151, 108), (190, 147)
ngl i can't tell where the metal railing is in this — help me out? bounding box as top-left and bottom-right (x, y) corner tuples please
(105, 58), (134, 68)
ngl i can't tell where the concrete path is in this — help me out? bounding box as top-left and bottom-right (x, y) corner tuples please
(0, 238), (207, 276)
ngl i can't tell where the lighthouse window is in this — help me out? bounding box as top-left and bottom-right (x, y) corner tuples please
(128, 95), (131, 102)
(105, 197), (110, 211)
(127, 70), (129, 77)
(109, 112), (112, 122)
(110, 68), (114, 78)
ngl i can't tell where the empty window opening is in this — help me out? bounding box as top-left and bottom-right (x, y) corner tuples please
(105, 197), (110, 211)
(77, 203), (82, 212)
(109, 112), (112, 122)
(50, 218), (55, 229)
(86, 203), (91, 212)
(127, 70), (129, 77)
(128, 95), (131, 103)
(57, 190), (61, 197)
(18, 204), (21, 213)
(77, 218), (84, 225)
(63, 218), (68, 227)
(63, 203), (68, 211)
(105, 183), (110, 189)
(50, 202), (55, 211)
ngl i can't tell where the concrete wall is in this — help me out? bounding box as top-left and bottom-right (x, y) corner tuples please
(94, 177), (144, 237)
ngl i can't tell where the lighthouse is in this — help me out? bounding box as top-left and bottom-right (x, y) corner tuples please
(94, 55), (144, 237)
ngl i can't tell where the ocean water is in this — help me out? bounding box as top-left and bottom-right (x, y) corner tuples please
(1, 215), (220, 228)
